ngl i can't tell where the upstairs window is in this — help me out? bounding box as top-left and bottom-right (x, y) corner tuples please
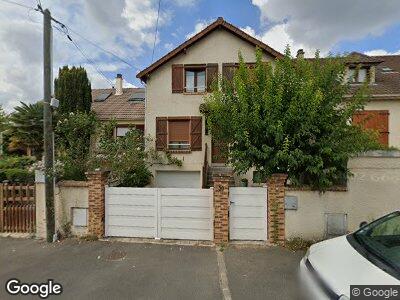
(347, 66), (369, 83)
(185, 67), (206, 93)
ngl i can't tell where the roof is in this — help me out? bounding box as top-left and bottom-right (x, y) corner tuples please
(137, 17), (283, 81)
(91, 88), (145, 121)
(348, 54), (400, 98)
(346, 52), (384, 65)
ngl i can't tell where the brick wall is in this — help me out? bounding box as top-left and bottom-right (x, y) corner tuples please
(86, 171), (108, 238)
(267, 173), (288, 245)
(213, 175), (230, 244)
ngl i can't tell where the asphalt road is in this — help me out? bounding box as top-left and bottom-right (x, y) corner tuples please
(0, 237), (304, 300)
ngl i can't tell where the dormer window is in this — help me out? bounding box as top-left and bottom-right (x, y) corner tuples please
(347, 66), (369, 83)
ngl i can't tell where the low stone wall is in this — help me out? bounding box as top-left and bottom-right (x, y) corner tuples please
(285, 152), (400, 240)
(36, 181), (89, 238)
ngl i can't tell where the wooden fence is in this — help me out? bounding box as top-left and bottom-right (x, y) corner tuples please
(0, 183), (36, 233)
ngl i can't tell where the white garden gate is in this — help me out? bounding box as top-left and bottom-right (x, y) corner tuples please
(105, 187), (213, 241)
(229, 187), (268, 241)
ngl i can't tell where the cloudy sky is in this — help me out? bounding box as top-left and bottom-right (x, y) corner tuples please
(1, 0), (400, 112)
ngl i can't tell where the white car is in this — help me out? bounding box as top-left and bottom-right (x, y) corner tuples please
(300, 211), (400, 299)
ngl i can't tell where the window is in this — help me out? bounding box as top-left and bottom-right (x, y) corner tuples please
(358, 68), (368, 82)
(168, 120), (190, 150)
(346, 66), (369, 83)
(116, 125), (145, 137)
(116, 127), (130, 137)
(185, 67), (206, 93)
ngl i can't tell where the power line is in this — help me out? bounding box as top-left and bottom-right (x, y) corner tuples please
(0, 0), (37, 10)
(151, 0), (161, 63)
(52, 25), (114, 87)
(65, 26), (139, 69)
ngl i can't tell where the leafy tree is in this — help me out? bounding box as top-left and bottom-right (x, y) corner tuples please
(55, 111), (98, 180)
(54, 66), (92, 115)
(89, 121), (181, 187)
(0, 105), (9, 156)
(7, 101), (43, 157)
(203, 48), (380, 190)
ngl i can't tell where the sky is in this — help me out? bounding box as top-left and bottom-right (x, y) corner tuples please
(1, 0), (400, 112)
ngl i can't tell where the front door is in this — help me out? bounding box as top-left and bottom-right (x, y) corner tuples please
(211, 139), (227, 163)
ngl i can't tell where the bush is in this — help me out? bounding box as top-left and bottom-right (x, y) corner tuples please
(119, 166), (153, 187)
(0, 156), (36, 169)
(3, 168), (34, 183)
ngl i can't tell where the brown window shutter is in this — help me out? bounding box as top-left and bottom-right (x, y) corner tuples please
(190, 116), (202, 151)
(156, 117), (168, 150)
(353, 110), (389, 146)
(222, 63), (234, 82)
(206, 63), (218, 92)
(168, 120), (190, 142)
(172, 64), (184, 93)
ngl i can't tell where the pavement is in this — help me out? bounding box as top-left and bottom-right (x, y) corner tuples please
(0, 237), (304, 300)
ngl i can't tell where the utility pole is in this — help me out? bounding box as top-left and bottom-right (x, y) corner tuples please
(43, 9), (55, 242)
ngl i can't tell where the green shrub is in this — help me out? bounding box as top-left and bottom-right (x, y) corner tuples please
(0, 156), (36, 169)
(4, 168), (34, 183)
(119, 166), (153, 187)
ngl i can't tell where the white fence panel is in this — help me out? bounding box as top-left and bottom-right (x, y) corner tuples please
(160, 188), (213, 241)
(105, 187), (213, 241)
(105, 187), (157, 238)
(229, 187), (267, 241)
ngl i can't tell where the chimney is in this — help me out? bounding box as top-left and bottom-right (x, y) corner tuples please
(115, 74), (123, 95)
(296, 49), (305, 59)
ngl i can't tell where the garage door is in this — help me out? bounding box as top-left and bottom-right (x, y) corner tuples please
(156, 171), (201, 188)
(229, 187), (267, 241)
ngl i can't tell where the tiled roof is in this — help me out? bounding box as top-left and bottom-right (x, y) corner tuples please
(91, 88), (145, 120)
(137, 17), (283, 81)
(349, 54), (400, 98)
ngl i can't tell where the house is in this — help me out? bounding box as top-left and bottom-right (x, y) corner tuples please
(136, 17), (283, 188)
(343, 52), (400, 148)
(91, 74), (145, 136)
(88, 17), (400, 188)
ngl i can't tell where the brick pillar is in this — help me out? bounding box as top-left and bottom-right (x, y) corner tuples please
(213, 175), (230, 245)
(86, 171), (109, 238)
(267, 173), (288, 245)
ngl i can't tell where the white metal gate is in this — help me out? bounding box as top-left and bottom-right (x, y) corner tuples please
(229, 187), (267, 241)
(105, 187), (213, 241)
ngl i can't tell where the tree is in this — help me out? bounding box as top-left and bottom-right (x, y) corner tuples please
(54, 66), (92, 115)
(55, 111), (98, 180)
(7, 101), (43, 157)
(203, 48), (380, 190)
(89, 121), (182, 187)
(0, 105), (8, 156)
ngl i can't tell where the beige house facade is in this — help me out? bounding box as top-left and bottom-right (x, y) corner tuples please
(137, 18), (282, 187)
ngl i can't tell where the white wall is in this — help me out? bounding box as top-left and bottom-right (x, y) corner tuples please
(36, 181), (88, 238)
(285, 152), (400, 240)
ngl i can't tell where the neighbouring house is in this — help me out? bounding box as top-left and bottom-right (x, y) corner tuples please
(91, 74), (145, 136)
(88, 17), (400, 188)
(343, 52), (400, 148)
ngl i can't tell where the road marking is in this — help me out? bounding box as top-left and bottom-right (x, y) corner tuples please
(216, 249), (232, 300)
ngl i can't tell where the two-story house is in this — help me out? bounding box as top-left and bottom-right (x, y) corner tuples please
(93, 17), (399, 188)
(136, 17), (283, 188)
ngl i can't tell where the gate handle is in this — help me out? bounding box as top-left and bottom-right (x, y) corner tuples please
(230, 201), (235, 204)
